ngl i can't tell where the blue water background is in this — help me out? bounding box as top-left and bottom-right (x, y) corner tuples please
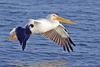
(0, 0), (100, 67)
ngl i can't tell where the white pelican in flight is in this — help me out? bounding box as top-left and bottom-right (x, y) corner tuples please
(9, 13), (76, 52)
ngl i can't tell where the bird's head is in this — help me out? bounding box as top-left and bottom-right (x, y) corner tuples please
(26, 19), (40, 34)
(48, 13), (75, 24)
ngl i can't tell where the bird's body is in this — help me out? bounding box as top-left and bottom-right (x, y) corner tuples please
(27, 18), (62, 34)
(9, 13), (76, 52)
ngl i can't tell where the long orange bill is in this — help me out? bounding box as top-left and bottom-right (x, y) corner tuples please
(54, 16), (76, 24)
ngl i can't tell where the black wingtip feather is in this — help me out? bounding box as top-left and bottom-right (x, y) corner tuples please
(67, 40), (73, 52)
(69, 37), (76, 46)
(67, 38), (74, 52)
(63, 46), (66, 51)
(64, 40), (70, 52)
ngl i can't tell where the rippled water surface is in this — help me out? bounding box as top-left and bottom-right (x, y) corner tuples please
(0, 0), (100, 67)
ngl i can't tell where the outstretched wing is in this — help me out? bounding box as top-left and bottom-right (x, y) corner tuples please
(42, 26), (75, 52)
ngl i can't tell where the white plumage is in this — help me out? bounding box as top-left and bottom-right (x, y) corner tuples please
(27, 18), (60, 33)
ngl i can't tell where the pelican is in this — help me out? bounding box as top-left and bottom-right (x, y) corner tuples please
(9, 13), (76, 52)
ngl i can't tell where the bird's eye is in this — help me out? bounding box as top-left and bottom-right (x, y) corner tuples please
(53, 14), (56, 16)
(30, 24), (34, 28)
